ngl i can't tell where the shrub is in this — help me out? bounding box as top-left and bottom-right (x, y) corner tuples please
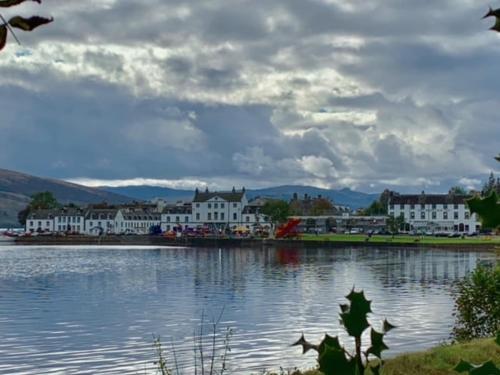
(452, 264), (500, 342)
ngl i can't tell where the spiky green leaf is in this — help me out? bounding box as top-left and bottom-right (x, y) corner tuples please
(383, 319), (396, 333)
(467, 192), (500, 229)
(318, 334), (343, 354)
(9, 15), (53, 31)
(292, 333), (318, 354)
(495, 331), (500, 346)
(346, 289), (372, 316)
(469, 360), (500, 374)
(371, 363), (382, 375)
(367, 329), (389, 358)
(0, 0), (40, 7)
(318, 344), (356, 375)
(454, 360), (474, 373)
(0, 24), (7, 51)
(340, 289), (372, 338)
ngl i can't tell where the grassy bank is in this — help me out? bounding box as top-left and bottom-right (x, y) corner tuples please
(290, 338), (500, 375)
(301, 233), (500, 246)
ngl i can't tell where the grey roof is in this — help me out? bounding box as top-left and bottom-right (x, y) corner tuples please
(27, 209), (55, 220)
(85, 209), (118, 220)
(54, 208), (85, 217)
(162, 205), (192, 214)
(389, 194), (471, 205)
(122, 209), (161, 221)
(193, 190), (245, 203)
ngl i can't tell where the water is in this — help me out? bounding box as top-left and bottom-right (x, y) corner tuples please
(0, 245), (495, 374)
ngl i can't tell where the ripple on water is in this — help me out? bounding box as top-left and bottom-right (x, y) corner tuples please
(0, 245), (495, 374)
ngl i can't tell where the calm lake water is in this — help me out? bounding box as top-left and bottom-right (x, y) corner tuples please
(0, 245), (495, 374)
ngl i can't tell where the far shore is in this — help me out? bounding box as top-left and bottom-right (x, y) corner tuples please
(9, 233), (500, 251)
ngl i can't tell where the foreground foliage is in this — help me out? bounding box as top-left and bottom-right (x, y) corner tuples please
(293, 289), (395, 375)
(0, 0), (52, 51)
(452, 265), (500, 342)
(454, 333), (500, 375)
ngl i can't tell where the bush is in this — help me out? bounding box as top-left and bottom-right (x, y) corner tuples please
(452, 264), (500, 342)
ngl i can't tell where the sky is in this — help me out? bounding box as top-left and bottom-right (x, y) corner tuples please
(0, 0), (499, 193)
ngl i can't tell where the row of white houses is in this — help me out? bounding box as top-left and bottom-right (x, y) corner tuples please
(25, 188), (271, 235)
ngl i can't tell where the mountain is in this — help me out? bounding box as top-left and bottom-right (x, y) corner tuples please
(0, 168), (133, 227)
(101, 184), (379, 210)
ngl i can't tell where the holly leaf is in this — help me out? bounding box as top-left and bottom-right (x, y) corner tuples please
(495, 154), (500, 162)
(383, 319), (396, 333)
(370, 363), (382, 375)
(366, 329), (389, 358)
(0, 24), (7, 51)
(9, 15), (53, 31)
(454, 360), (474, 373)
(292, 333), (318, 354)
(340, 289), (371, 338)
(469, 361), (500, 375)
(495, 331), (500, 346)
(346, 289), (372, 316)
(318, 344), (356, 375)
(318, 334), (343, 354)
(467, 192), (500, 229)
(0, 0), (40, 7)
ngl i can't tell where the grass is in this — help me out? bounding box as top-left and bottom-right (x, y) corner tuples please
(300, 233), (500, 246)
(289, 338), (500, 375)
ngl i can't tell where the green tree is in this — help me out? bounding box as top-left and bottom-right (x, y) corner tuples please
(0, 0), (53, 52)
(449, 186), (468, 195)
(386, 214), (405, 234)
(363, 200), (386, 216)
(310, 198), (333, 216)
(261, 199), (291, 224)
(18, 191), (60, 225)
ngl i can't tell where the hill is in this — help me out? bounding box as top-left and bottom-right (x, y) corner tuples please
(0, 168), (133, 227)
(102, 184), (379, 210)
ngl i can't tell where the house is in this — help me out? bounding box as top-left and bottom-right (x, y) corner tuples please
(84, 208), (119, 235)
(388, 192), (481, 234)
(53, 207), (85, 233)
(191, 187), (248, 228)
(26, 210), (55, 233)
(116, 208), (161, 234)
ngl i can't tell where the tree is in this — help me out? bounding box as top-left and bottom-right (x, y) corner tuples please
(18, 191), (60, 225)
(0, 0), (53, 52)
(310, 198), (333, 216)
(386, 214), (404, 234)
(449, 186), (468, 195)
(362, 200), (386, 216)
(481, 172), (496, 197)
(261, 199), (291, 224)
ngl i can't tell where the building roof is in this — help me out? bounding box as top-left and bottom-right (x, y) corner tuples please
(389, 194), (471, 205)
(27, 209), (55, 220)
(85, 208), (119, 220)
(162, 205), (192, 214)
(193, 190), (245, 203)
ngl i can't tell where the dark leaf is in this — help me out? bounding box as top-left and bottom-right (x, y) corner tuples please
(495, 154), (500, 162)
(467, 192), (500, 229)
(318, 334), (343, 354)
(495, 331), (500, 346)
(454, 360), (474, 373)
(371, 363), (381, 375)
(0, 0), (40, 7)
(0, 24), (7, 51)
(9, 15), (53, 31)
(292, 333), (318, 354)
(318, 344), (356, 375)
(366, 329), (389, 358)
(383, 319), (397, 333)
(346, 289), (372, 316)
(469, 361), (500, 375)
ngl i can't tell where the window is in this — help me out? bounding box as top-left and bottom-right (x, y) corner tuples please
(465, 212), (470, 219)
(196, 213), (200, 220)
(196, 203), (200, 208)
(432, 211), (436, 219)
(57, 217), (61, 223)
(443, 204), (448, 209)
(46, 221), (50, 226)
(233, 203), (237, 208)
(454, 212), (459, 220)
(400, 204), (404, 209)
(167, 217), (171, 222)
(38, 221), (42, 227)
(214, 212), (218, 220)
(176, 216), (180, 222)
(389, 204), (394, 210)
(221, 213), (224, 220)
(208, 213), (212, 220)
(410, 212), (415, 219)
(221, 203), (225, 208)
(233, 212), (237, 220)
(443, 212), (448, 219)
(214, 203), (218, 209)
(432, 204), (436, 209)
(421, 204), (425, 209)
(420, 211), (425, 219)
(246, 216), (250, 222)
(29, 221), (33, 226)
(185, 216), (189, 223)
(208, 203), (212, 209)
(410, 204), (415, 209)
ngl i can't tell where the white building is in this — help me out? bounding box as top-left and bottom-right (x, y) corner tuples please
(388, 193), (481, 234)
(161, 203), (195, 232)
(84, 208), (119, 235)
(26, 210), (55, 233)
(53, 208), (85, 233)
(116, 208), (161, 234)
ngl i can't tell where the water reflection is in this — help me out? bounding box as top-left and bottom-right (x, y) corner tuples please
(0, 245), (494, 374)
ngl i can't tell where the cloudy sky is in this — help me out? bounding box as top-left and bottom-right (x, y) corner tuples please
(0, 0), (499, 193)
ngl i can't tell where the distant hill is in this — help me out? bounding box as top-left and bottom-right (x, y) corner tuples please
(101, 184), (379, 210)
(0, 168), (133, 227)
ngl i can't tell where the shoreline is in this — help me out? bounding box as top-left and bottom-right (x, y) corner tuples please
(11, 235), (500, 251)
